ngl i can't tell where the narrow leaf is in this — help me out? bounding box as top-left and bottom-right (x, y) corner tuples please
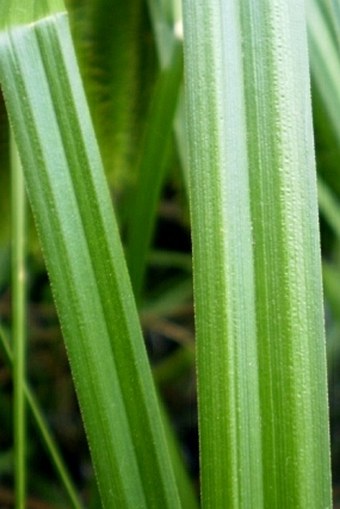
(0, 3), (180, 507)
(0, 326), (83, 509)
(182, 0), (331, 507)
(307, 0), (340, 194)
(126, 40), (183, 300)
(182, 2), (263, 506)
(65, 0), (143, 185)
(307, 0), (340, 146)
(318, 177), (340, 240)
(11, 132), (26, 508)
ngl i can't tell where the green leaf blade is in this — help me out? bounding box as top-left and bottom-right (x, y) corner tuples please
(182, 2), (263, 507)
(11, 132), (27, 509)
(0, 9), (180, 508)
(126, 40), (183, 300)
(241, 1), (331, 507)
(0, 326), (84, 509)
(183, 0), (331, 507)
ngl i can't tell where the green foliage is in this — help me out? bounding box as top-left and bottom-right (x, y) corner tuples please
(0, 3), (179, 507)
(65, 0), (148, 187)
(0, 0), (337, 507)
(182, 1), (331, 507)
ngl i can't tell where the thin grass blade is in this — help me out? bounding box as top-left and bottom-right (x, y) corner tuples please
(0, 96), (10, 245)
(146, 1), (189, 187)
(318, 177), (340, 240)
(0, 326), (83, 509)
(307, 0), (340, 146)
(307, 0), (340, 194)
(126, 40), (183, 300)
(182, 2), (263, 506)
(11, 133), (26, 509)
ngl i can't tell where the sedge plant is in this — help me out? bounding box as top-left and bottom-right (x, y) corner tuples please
(0, 0), (335, 508)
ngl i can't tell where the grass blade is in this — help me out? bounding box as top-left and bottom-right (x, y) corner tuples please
(183, 0), (331, 507)
(0, 97), (10, 246)
(0, 3), (180, 507)
(0, 326), (83, 509)
(182, 2), (263, 506)
(11, 133), (26, 509)
(241, 2), (331, 506)
(307, 0), (340, 146)
(146, 0), (176, 66)
(126, 40), (183, 300)
(146, 1), (190, 187)
(307, 0), (340, 195)
(65, 0), (143, 185)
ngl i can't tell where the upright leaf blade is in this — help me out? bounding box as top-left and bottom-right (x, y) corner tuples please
(11, 133), (26, 509)
(307, 0), (340, 194)
(240, 2), (331, 506)
(65, 0), (144, 185)
(0, 4), (180, 508)
(182, 0), (331, 507)
(182, 1), (263, 507)
(0, 326), (83, 509)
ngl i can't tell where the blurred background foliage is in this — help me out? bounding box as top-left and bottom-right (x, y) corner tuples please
(0, 0), (339, 507)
